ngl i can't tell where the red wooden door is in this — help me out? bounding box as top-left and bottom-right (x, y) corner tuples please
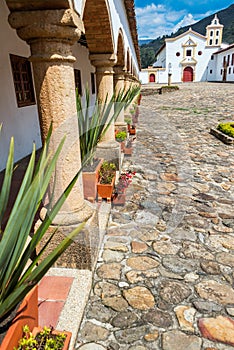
(183, 67), (193, 82)
(149, 74), (155, 82)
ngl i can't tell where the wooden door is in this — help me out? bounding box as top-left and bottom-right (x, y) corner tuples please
(149, 73), (155, 83)
(183, 67), (193, 82)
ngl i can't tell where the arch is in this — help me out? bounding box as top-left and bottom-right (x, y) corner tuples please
(149, 73), (155, 83)
(83, 0), (114, 54)
(183, 66), (193, 82)
(126, 49), (130, 73)
(116, 29), (125, 68)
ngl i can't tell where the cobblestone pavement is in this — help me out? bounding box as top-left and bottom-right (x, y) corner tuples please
(76, 82), (234, 350)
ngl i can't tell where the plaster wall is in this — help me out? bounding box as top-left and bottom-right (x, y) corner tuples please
(72, 42), (96, 108)
(0, 1), (41, 171)
(213, 48), (234, 82)
(139, 70), (149, 84)
(155, 48), (166, 68)
(111, 0), (139, 72)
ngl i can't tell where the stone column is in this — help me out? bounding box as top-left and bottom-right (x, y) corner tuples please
(124, 72), (133, 119)
(114, 67), (127, 132)
(124, 72), (132, 92)
(90, 53), (121, 168)
(8, 9), (93, 224)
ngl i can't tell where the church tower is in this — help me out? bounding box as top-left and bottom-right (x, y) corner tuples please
(206, 14), (223, 47)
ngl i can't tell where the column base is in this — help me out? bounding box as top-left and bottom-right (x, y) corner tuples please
(95, 140), (121, 170)
(36, 200), (100, 270)
(40, 200), (94, 226)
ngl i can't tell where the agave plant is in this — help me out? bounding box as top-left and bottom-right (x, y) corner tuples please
(77, 85), (140, 166)
(0, 126), (85, 324)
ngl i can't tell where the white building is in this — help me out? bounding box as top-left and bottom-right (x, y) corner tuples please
(207, 43), (234, 82)
(140, 14), (234, 84)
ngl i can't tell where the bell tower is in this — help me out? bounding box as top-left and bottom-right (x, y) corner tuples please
(206, 14), (223, 47)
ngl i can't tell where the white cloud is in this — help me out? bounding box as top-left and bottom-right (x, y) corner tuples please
(136, 2), (198, 39)
(173, 13), (196, 32)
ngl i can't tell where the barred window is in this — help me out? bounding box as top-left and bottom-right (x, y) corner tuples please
(74, 69), (82, 96)
(91, 73), (96, 94)
(10, 54), (35, 108)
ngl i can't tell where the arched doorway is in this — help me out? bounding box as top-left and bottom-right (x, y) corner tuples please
(183, 66), (193, 82)
(149, 73), (155, 83)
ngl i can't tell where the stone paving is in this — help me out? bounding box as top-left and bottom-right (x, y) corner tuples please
(76, 82), (234, 350)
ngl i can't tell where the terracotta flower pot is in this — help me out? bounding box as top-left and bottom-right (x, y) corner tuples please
(32, 327), (71, 350)
(82, 158), (103, 202)
(124, 147), (133, 155)
(0, 286), (38, 350)
(97, 176), (115, 202)
(129, 127), (136, 135)
(112, 192), (126, 206)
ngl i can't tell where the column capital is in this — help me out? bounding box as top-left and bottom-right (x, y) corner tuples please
(8, 8), (82, 62)
(90, 53), (117, 68)
(114, 66), (127, 80)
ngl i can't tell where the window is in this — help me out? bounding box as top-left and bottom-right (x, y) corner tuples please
(229, 67), (231, 74)
(209, 39), (213, 45)
(215, 39), (218, 45)
(216, 30), (219, 36)
(74, 69), (82, 96)
(198, 51), (202, 56)
(186, 50), (192, 57)
(221, 69), (223, 75)
(210, 30), (213, 37)
(176, 52), (180, 57)
(211, 55), (214, 60)
(232, 54), (234, 66)
(91, 72), (96, 94)
(227, 55), (230, 66)
(210, 69), (213, 74)
(10, 54), (35, 108)
(223, 56), (226, 66)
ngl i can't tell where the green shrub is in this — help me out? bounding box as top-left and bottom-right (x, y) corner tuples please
(115, 131), (127, 142)
(0, 127), (85, 324)
(161, 85), (179, 90)
(217, 122), (234, 138)
(14, 325), (66, 350)
(98, 161), (116, 184)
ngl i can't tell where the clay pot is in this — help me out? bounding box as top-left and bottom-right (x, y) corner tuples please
(0, 286), (38, 350)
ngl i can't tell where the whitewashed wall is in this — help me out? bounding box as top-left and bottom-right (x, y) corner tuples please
(72, 42), (96, 108)
(0, 1), (41, 171)
(111, 0), (139, 73)
(212, 47), (234, 82)
(139, 71), (149, 84)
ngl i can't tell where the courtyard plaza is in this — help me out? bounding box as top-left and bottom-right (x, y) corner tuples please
(76, 82), (234, 350)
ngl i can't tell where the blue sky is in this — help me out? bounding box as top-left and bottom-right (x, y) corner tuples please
(135, 0), (234, 39)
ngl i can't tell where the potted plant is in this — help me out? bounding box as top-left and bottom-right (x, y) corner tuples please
(124, 117), (132, 132)
(0, 126), (85, 349)
(124, 139), (133, 156)
(112, 171), (135, 206)
(115, 131), (127, 151)
(97, 161), (116, 202)
(77, 86), (140, 202)
(14, 325), (71, 350)
(129, 125), (136, 135)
